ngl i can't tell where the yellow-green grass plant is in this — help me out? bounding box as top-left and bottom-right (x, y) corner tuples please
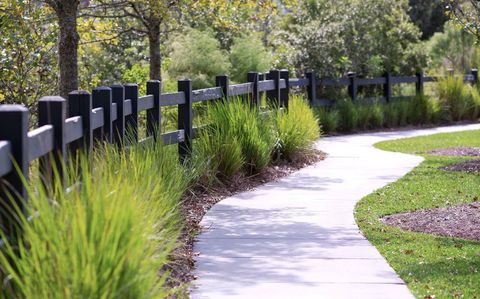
(436, 76), (480, 121)
(0, 141), (186, 299)
(195, 97), (275, 182)
(356, 103), (384, 130)
(314, 107), (339, 134)
(275, 95), (320, 159)
(336, 98), (359, 132)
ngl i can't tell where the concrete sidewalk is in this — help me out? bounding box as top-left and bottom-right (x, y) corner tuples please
(191, 124), (480, 299)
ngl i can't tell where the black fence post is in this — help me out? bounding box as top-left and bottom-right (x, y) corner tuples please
(0, 105), (29, 225)
(216, 75), (229, 100)
(259, 73), (266, 105)
(146, 80), (162, 140)
(280, 69), (290, 109)
(68, 91), (93, 158)
(416, 71), (424, 95)
(383, 72), (392, 103)
(306, 71), (316, 106)
(38, 97), (67, 187)
(267, 69), (281, 107)
(124, 84), (139, 143)
(178, 80), (193, 163)
(347, 72), (357, 102)
(92, 87), (113, 143)
(111, 85), (125, 147)
(448, 68), (455, 77)
(247, 72), (260, 109)
(472, 69), (478, 85)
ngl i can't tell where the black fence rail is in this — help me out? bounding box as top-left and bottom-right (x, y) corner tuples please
(0, 68), (477, 235)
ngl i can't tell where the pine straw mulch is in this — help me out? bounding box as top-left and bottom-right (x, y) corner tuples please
(427, 147), (480, 157)
(441, 160), (480, 173)
(163, 150), (326, 298)
(382, 202), (480, 242)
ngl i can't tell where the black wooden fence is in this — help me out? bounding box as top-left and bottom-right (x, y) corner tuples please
(0, 68), (478, 235)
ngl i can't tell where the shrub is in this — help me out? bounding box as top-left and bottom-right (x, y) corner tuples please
(314, 107), (339, 134)
(0, 142), (185, 299)
(336, 99), (358, 132)
(168, 28), (231, 89)
(275, 95), (320, 159)
(230, 34), (272, 83)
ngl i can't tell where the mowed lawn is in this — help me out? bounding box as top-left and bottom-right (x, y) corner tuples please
(355, 129), (480, 299)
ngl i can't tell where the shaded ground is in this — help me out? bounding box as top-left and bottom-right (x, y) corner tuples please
(441, 160), (480, 173)
(164, 150), (326, 297)
(382, 202), (480, 242)
(427, 147), (480, 157)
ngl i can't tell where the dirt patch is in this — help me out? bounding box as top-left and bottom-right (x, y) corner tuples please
(427, 147), (480, 157)
(164, 150), (326, 297)
(441, 160), (480, 173)
(382, 202), (480, 241)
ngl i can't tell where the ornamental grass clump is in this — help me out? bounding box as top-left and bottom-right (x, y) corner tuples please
(336, 98), (358, 132)
(0, 141), (185, 299)
(195, 98), (275, 182)
(314, 107), (339, 134)
(436, 76), (479, 121)
(275, 95), (320, 159)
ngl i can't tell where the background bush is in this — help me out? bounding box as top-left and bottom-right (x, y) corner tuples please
(230, 34), (272, 83)
(168, 29), (231, 89)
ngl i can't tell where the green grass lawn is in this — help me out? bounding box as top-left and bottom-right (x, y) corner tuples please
(355, 130), (480, 299)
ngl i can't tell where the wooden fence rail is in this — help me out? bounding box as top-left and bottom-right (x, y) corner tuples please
(0, 68), (477, 236)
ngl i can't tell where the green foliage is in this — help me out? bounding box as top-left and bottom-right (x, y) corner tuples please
(196, 98), (276, 182)
(0, 0), (58, 107)
(356, 103), (384, 130)
(275, 95), (320, 159)
(168, 28), (231, 89)
(280, 0), (427, 77)
(406, 93), (438, 125)
(314, 107), (339, 134)
(336, 99), (358, 132)
(229, 34), (272, 83)
(427, 21), (480, 73)
(408, 0), (448, 40)
(0, 142), (185, 298)
(122, 63), (150, 95)
(358, 130), (480, 298)
(436, 76), (480, 121)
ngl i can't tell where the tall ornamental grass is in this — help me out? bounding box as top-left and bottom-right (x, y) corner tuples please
(275, 95), (320, 159)
(436, 76), (480, 121)
(314, 107), (339, 134)
(0, 141), (185, 299)
(195, 98), (275, 182)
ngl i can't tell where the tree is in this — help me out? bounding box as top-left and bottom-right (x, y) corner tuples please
(86, 0), (296, 81)
(408, 0), (448, 40)
(278, 0), (427, 77)
(44, 0), (82, 99)
(447, 0), (480, 41)
(0, 0), (58, 107)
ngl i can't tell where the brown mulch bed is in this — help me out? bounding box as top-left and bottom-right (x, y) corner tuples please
(441, 160), (480, 173)
(427, 147), (480, 157)
(163, 150), (326, 297)
(382, 202), (480, 241)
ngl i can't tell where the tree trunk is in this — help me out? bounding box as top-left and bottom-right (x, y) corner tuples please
(55, 1), (80, 99)
(148, 24), (162, 81)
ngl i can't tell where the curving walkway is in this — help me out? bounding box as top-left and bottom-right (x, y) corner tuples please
(191, 123), (480, 299)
